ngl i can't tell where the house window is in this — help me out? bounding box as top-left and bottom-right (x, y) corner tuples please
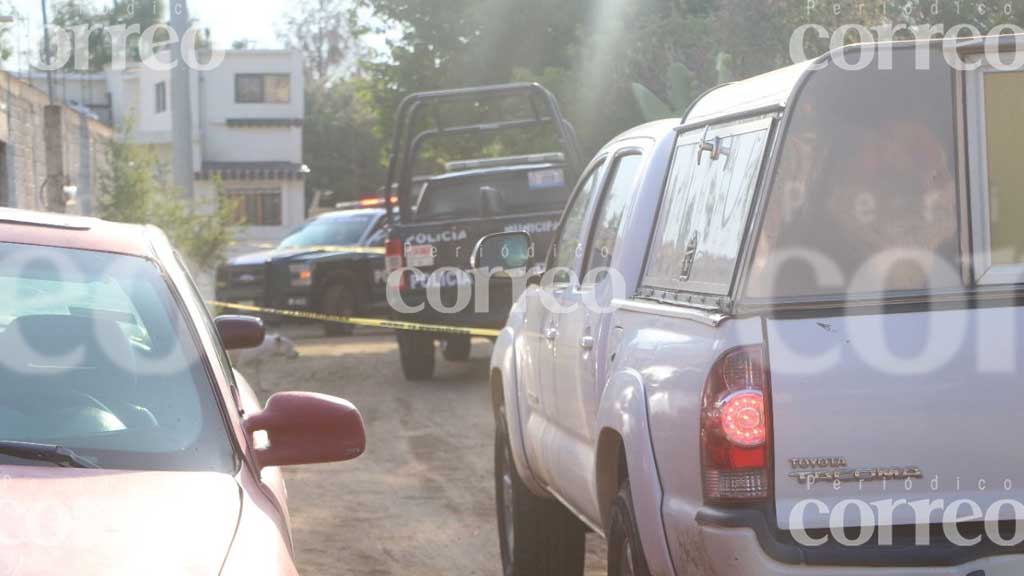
(155, 81), (167, 114)
(967, 65), (1024, 285)
(227, 187), (283, 226)
(235, 74), (291, 104)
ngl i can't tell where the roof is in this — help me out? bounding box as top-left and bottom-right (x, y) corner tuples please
(684, 59), (817, 126)
(0, 209), (154, 258)
(682, 34), (1024, 127)
(609, 119), (680, 143)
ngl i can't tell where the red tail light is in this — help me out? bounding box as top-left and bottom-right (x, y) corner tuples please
(701, 345), (772, 503)
(385, 238), (404, 272)
(385, 237), (408, 291)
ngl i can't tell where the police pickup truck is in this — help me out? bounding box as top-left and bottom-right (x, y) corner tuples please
(384, 83), (582, 380)
(216, 205), (392, 335)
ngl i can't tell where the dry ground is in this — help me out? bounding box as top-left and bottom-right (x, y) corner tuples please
(238, 326), (607, 576)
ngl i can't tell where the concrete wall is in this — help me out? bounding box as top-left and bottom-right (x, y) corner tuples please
(0, 71), (112, 214)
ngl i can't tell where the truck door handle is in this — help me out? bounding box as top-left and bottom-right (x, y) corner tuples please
(579, 335), (595, 350)
(544, 327), (558, 341)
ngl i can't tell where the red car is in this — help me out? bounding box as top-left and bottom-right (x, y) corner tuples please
(0, 208), (365, 575)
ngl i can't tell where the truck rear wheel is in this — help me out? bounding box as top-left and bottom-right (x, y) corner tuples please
(607, 481), (652, 576)
(322, 283), (355, 337)
(495, 414), (585, 576)
(442, 335), (472, 362)
(398, 331), (435, 380)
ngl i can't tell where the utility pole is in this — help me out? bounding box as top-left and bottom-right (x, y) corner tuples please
(40, 0), (53, 103)
(170, 0), (195, 199)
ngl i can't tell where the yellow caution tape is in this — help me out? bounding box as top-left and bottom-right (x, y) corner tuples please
(208, 300), (501, 338)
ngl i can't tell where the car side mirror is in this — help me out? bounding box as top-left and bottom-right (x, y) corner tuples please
(215, 315), (265, 350)
(243, 392), (366, 470)
(471, 232), (534, 272)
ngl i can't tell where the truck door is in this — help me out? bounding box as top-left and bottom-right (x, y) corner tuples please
(524, 159), (606, 488)
(548, 149), (647, 520)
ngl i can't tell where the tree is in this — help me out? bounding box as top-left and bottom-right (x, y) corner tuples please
(99, 127), (236, 270)
(356, 0), (589, 148)
(50, 0), (168, 72)
(632, 63), (693, 122)
(278, 0), (361, 84)
(304, 81), (385, 204)
(279, 0), (387, 207)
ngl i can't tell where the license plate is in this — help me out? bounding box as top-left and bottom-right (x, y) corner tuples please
(406, 245), (436, 268)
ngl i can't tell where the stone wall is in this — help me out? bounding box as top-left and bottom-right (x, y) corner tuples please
(0, 71), (113, 215)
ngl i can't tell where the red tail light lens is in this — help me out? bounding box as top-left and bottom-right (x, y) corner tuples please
(385, 238), (409, 291)
(385, 238), (404, 272)
(701, 345), (771, 503)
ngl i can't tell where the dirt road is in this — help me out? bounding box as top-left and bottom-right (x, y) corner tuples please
(238, 327), (607, 575)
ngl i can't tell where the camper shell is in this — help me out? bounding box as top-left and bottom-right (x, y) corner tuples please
(663, 34), (1024, 317)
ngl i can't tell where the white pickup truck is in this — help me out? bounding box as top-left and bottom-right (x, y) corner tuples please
(475, 36), (1024, 575)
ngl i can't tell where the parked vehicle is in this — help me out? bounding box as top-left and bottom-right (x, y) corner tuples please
(0, 208), (365, 575)
(480, 37), (1024, 575)
(384, 83), (582, 380)
(216, 206), (393, 336)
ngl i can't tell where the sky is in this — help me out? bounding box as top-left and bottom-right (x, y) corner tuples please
(8, 0), (292, 63)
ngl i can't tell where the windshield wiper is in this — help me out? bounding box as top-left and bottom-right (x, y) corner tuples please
(0, 441), (99, 469)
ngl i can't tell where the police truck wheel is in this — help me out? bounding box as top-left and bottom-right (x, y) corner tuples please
(442, 335), (472, 362)
(607, 481), (652, 576)
(495, 414), (585, 576)
(398, 331), (435, 380)
(322, 283), (355, 337)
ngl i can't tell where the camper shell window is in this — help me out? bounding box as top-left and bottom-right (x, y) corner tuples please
(643, 117), (772, 297)
(966, 63), (1024, 286)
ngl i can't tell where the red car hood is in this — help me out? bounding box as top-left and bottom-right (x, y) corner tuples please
(0, 466), (241, 576)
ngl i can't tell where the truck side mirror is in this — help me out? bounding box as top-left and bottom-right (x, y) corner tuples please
(471, 232), (534, 272)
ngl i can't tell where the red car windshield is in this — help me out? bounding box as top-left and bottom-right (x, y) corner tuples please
(0, 242), (235, 473)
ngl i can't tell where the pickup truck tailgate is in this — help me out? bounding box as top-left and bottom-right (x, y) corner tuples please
(768, 306), (1024, 531)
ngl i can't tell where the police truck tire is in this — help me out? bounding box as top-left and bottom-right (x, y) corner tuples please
(398, 332), (435, 380)
(322, 283), (356, 337)
(442, 335), (472, 362)
(607, 480), (653, 576)
(495, 414), (585, 576)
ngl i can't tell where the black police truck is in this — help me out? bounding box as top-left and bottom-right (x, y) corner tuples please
(384, 83), (582, 380)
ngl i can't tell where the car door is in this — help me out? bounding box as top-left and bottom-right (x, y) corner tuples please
(520, 158), (607, 488)
(548, 147), (648, 520)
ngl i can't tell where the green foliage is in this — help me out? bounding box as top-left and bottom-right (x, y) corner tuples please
(278, 0), (360, 84)
(98, 129), (236, 270)
(632, 63), (693, 122)
(51, 0), (170, 72)
(631, 84), (672, 123)
(303, 80), (386, 204)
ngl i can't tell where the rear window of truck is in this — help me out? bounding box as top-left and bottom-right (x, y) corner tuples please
(745, 53), (962, 301)
(413, 168), (569, 222)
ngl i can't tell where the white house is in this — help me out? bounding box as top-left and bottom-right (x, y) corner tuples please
(31, 49), (308, 242)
